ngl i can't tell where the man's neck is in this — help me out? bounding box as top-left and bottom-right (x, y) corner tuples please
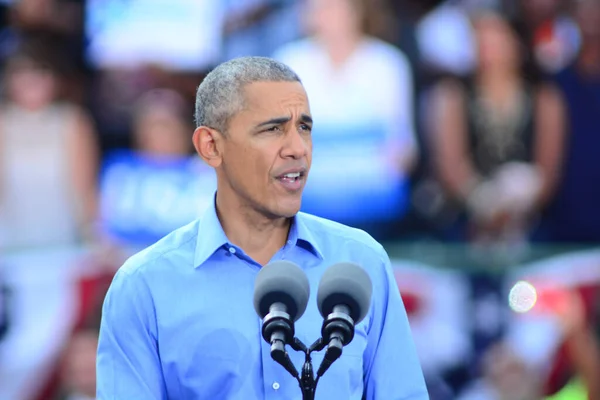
(215, 192), (291, 265)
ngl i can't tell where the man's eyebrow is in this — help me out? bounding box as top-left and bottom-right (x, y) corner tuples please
(300, 114), (313, 125)
(255, 116), (291, 128)
(255, 114), (312, 128)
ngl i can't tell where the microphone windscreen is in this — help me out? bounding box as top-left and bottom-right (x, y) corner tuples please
(253, 260), (310, 322)
(317, 262), (372, 324)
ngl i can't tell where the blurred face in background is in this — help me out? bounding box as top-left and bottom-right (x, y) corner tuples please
(473, 14), (522, 75)
(304, 0), (363, 40)
(133, 92), (191, 157)
(574, 0), (600, 39)
(519, 0), (560, 25)
(6, 57), (57, 110)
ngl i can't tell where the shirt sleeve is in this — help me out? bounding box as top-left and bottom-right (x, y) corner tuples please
(96, 266), (167, 400)
(362, 247), (430, 400)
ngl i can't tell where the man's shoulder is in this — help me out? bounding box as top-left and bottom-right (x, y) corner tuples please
(297, 212), (387, 259)
(118, 219), (199, 277)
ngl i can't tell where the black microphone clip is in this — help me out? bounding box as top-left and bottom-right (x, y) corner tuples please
(316, 304), (355, 377)
(261, 303), (299, 379)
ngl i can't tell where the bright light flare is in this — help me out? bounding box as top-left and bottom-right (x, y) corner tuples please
(508, 280), (538, 313)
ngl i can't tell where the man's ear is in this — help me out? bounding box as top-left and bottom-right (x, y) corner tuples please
(193, 126), (223, 168)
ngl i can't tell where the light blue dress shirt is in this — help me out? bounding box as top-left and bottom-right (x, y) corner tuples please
(96, 198), (429, 400)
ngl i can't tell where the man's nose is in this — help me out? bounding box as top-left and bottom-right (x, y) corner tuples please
(282, 127), (309, 159)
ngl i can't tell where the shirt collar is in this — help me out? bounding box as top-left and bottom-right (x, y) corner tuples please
(291, 211), (324, 261)
(194, 195), (323, 268)
(193, 195), (230, 268)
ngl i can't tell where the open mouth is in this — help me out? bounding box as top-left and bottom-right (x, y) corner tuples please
(277, 171), (304, 183)
(275, 170), (306, 192)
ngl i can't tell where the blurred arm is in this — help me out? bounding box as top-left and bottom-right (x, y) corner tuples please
(67, 107), (100, 242)
(557, 291), (600, 400)
(362, 247), (429, 400)
(385, 51), (419, 174)
(429, 79), (480, 202)
(97, 267), (167, 399)
(565, 326), (600, 400)
(532, 83), (567, 210)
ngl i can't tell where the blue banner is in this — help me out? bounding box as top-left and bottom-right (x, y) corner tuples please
(98, 150), (217, 247)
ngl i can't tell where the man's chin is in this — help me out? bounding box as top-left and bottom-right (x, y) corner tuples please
(274, 198), (303, 219)
(279, 205), (301, 219)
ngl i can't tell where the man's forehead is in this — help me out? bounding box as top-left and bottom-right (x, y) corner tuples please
(242, 81), (309, 109)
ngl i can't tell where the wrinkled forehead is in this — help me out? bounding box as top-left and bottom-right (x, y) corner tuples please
(239, 81), (310, 116)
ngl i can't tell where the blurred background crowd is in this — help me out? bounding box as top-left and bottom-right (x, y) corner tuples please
(0, 0), (599, 399)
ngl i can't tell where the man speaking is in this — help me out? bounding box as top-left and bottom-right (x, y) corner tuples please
(96, 56), (428, 400)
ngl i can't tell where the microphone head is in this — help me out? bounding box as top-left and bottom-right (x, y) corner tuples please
(317, 262), (372, 324)
(253, 261), (310, 322)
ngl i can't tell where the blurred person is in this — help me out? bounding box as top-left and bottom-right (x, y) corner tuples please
(428, 11), (566, 396)
(458, 342), (543, 400)
(457, 282), (599, 400)
(130, 88), (193, 157)
(534, 0), (600, 244)
(9, 0), (88, 103)
(429, 10), (566, 246)
(96, 56), (428, 399)
(273, 0), (418, 240)
(0, 44), (99, 250)
(97, 88), (215, 255)
(542, 279), (600, 400)
(554, 289), (600, 400)
(473, 277), (600, 400)
(84, 0), (223, 155)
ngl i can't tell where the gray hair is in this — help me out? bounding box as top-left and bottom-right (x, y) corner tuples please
(195, 56), (301, 133)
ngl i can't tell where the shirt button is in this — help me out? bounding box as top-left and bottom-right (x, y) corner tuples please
(272, 382), (280, 390)
(229, 247), (236, 254)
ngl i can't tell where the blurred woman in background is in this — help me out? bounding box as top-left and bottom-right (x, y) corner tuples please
(272, 0), (418, 240)
(130, 88), (192, 158)
(428, 11), (567, 397)
(0, 44), (99, 251)
(97, 88), (216, 254)
(429, 9), (566, 247)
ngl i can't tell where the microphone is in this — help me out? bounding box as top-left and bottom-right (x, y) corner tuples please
(254, 260), (310, 378)
(315, 262), (372, 378)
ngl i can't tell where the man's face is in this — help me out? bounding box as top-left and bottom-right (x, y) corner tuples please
(218, 81), (313, 219)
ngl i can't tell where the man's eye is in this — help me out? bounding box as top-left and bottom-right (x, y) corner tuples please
(300, 124), (312, 132)
(265, 126), (280, 132)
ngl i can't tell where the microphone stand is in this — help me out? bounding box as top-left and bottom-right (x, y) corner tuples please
(288, 337), (327, 400)
(262, 309), (326, 399)
(264, 309), (353, 399)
